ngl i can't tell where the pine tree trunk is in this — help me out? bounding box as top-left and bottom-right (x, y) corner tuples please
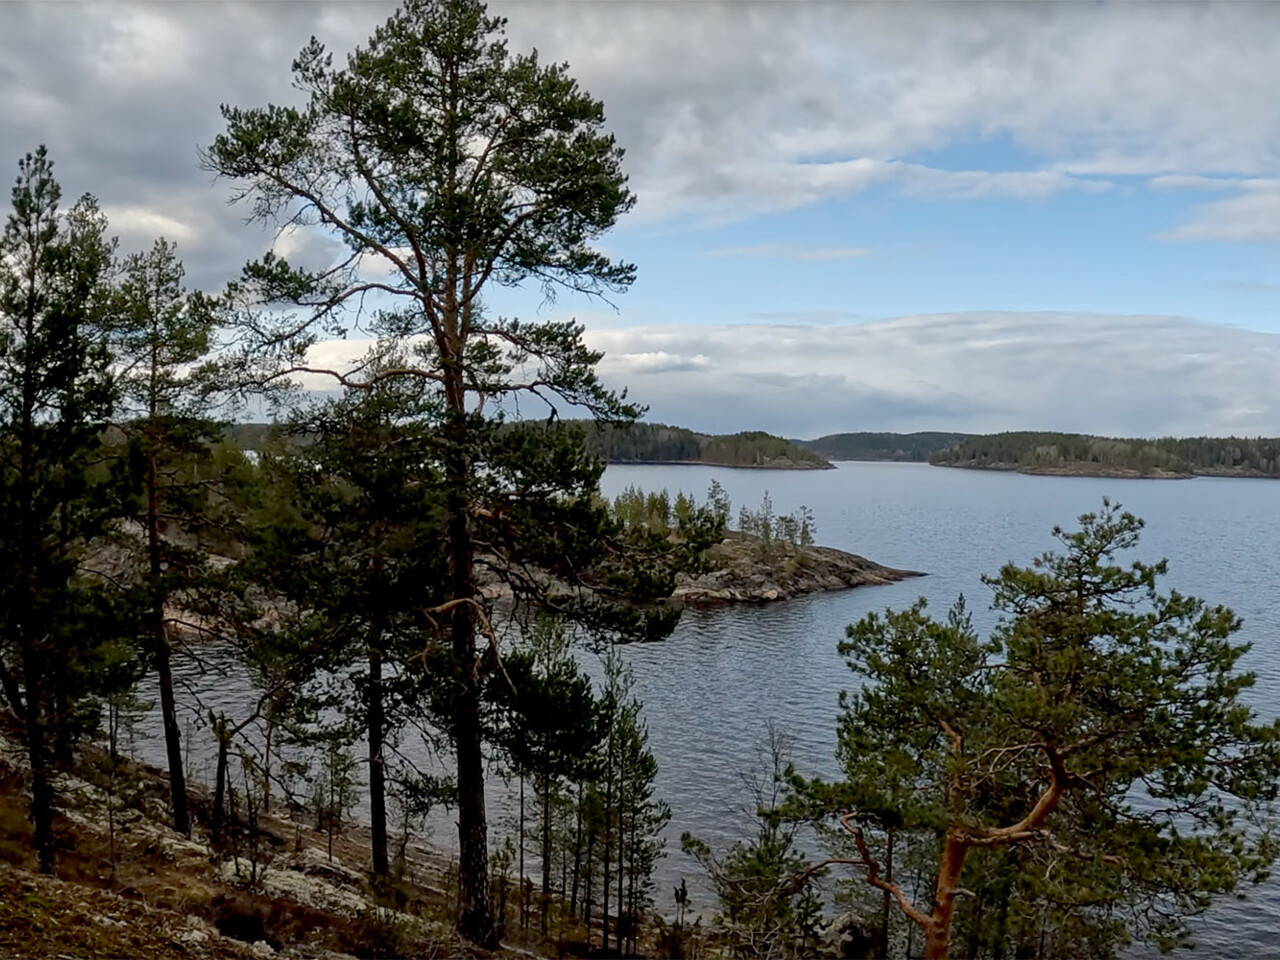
(212, 719), (229, 846)
(541, 775), (552, 934)
(570, 782), (583, 916)
(368, 647), (389, 879)
(146, 420), (190, 835)
(448, 462), (494, 948)
(881, 829), (894, 956)
(155, 630), (189, 834)
(584, 828), (594, 935)
(601, 787), (611, 950)
(23, 673), (54, 874)
(616, 795), (625, 957)
(922, 830), (969, 960)
(519, 773), (526, 930)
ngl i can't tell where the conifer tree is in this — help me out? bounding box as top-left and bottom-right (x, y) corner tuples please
(489, 619), (600, 933)
(113, 237), (220, 834)
(596, 654), (669, 956)
(230, 373), (451, 880)
(0, 147), (125, 873)
(795, 501), (1280, 958)
(203, 0), (692, 943)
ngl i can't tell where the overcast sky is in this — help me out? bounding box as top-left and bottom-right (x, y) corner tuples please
(4, 1), (1280, 437)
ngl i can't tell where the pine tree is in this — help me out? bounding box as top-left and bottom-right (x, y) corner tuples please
(0, 147), (126, 873)
(113, 237), (220, 835)
(795, 501), (1280, 958)
(489, 619), (601, 934)
(202, 0), (691, 943)
(229, 373), (452, 881)
(596, 654), (669, 956)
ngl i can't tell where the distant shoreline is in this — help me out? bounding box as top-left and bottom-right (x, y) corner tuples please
(930, 461), (1194, 480)
(798, 431), (1280, 481)
(816, 458), (1280, 481)
(606, 458), (835, 471)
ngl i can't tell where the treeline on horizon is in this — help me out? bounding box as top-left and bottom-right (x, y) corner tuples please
(799, 430), (1280, 477)
(799, 431), (970, 461)
(544, 420), (833, 469)
(927, 431), (1280, 477)
(225, 419), (835, 471)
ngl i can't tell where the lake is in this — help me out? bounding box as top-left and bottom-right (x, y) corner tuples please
(596, 461), (1280, 955)
(141, 461), (1280, 954)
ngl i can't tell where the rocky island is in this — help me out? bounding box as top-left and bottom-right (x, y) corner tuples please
(674, 531), (922, 604)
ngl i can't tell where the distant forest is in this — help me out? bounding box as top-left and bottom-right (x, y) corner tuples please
(799, 431), (969, 461)
(226, 420), (835, 470)
(563, 420), (832, 468)
(227, 422), (1280, 479)
(929, 432), (1280, 478)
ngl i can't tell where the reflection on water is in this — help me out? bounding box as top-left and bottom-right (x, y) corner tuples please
(138, 462), (1280, 954)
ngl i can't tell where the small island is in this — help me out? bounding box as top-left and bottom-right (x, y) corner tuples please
(609, 485), (921, 605)
(675, 531), (922, 604)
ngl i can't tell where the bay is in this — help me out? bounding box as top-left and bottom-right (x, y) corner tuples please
(596, 462), (1280, 954)
(138, 461), (1280, 953)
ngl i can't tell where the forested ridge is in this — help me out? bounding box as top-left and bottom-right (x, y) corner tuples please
(564, 420), (834, 469)
(798, 430), (1280, 479)
(929, 431), (1280, 477)
(799, 431), (970, 461)
(227, 419), (834, 470)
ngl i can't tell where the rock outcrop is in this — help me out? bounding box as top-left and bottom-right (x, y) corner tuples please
(673, 532), (922, 604)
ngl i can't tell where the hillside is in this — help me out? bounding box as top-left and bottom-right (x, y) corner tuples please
(576, 421), (834, 469)
(929, 432), (1280, 479)
(225, 421), (834, 470)
(798, 431), (971, 461)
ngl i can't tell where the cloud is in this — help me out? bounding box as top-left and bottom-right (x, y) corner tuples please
(703, 244), (870, 261)
(501, 2), (1280, 217)
(612, 351), (712, 374)
(579, 313), (1280, 438)
(649, 157), (1107, 224)
(1161, 181), (1280, 242)
(1, 0), (1277, 281)
(1149, 175), (1280, 192)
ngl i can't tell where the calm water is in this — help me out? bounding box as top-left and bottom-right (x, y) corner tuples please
(142, 462), (1280, 953)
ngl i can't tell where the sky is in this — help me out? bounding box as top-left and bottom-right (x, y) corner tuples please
(3, 1), (1280, 438)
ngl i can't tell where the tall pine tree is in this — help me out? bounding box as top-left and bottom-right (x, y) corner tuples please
(0, 147), (124, 873)
(203, 0), (691, 943)
(114, 237), (221, 835)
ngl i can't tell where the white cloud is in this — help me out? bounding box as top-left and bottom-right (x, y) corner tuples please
(2, 0), (1275, 273)
(100, 205), (198, 246)
(612, 351), (711, 374)
(581, 313), (1280, 438)
(1149, 175), (1272, 192)
(645, 157), (1108, 223)
(496, 2), (1280, 218)
(1160, 181), (1280, 242)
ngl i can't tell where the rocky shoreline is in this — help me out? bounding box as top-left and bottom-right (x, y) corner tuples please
(674, 532), (923, 604)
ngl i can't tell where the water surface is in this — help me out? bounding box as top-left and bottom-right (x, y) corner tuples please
(142, 462), (1280, 953)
